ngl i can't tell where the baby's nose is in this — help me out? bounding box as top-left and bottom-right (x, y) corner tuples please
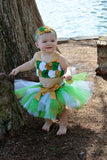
(47, 41), (51, 44)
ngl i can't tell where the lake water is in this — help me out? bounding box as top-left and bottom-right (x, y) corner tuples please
(36, 0), (107, 38)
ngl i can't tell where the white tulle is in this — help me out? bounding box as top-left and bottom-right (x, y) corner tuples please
(14, 79), (40, 90)
(14, 73), (93, 118)
(38, 92), (50, 112)
(61, 90), (81, 108)
(22, 88), (40, 108)
(71, 81), (94, 93)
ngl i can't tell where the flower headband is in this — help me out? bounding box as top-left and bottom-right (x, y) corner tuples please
(35, 26), (57, 40)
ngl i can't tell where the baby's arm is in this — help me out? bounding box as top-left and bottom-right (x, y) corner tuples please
(11, 53), (37, 75)
(58, 54), (72, 81)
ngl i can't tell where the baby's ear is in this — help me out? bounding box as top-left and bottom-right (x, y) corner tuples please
(35, 42), (39, 48)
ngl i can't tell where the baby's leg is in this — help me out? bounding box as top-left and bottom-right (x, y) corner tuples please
(57, 107), (68, 135)
(42, 119), (53, 132)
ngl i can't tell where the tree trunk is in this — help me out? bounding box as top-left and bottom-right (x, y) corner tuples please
(96, 35), (107, 75)
(0, 0), (44, 138)
(0, 0), (44, 74)
(0, 73), (24, 139)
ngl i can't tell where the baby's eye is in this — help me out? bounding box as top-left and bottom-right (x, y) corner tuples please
(43, 41), (47, 43)
(51, 40), (55, 42)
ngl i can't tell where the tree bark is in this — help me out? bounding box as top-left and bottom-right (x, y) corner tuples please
(0, 73), (24, 139)
(0, 0), (44, 74)
(0, 0), (44, 138)
(96, 35), (107, 75)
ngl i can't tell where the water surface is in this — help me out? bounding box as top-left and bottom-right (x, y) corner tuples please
(36, 0), (107, 38)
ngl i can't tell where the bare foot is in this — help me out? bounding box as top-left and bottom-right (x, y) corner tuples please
(57, 107), (68, 135)
(57, 126), (67, 135)
(42, 120), (53, 132)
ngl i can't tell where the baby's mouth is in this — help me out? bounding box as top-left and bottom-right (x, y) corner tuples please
(46, 46), (52, 49)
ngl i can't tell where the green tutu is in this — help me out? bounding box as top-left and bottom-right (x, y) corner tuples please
(15, 72), (93, 120)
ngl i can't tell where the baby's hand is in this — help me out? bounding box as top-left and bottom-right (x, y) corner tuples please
(62, 73), (72, 81)
(10, 68), (19, 75)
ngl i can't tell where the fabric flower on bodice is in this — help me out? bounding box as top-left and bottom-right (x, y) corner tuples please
(39, 62), (46, 71)
(38, 69), (42, 77)
(55, 70), (61, 77)
(45, 62), (52, 70)
(48, 70), (56, 78)
(58, 64), (62, 71)
(36, 60), (41, 69)
(52, 62), (59, 70)
(61, 70), (64, 76)
(42, 70), (49, 77)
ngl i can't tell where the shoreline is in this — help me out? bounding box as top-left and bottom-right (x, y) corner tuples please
(57, 35), (98, 44)
(57, 33), (107, 43)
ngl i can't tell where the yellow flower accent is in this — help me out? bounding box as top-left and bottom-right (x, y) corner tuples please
(45, 63), (52, 70)
(37, 27), (51, 35)
(55, 70), (61, 77)
(45, 26), (51, 32)
(35, 26), (57, 40)
(37, 30), (44, 35)
(38, 69), (42, 77)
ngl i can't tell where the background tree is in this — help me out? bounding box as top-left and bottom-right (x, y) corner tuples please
(0, 0), (44, 74)
(0, 0), (44, 138)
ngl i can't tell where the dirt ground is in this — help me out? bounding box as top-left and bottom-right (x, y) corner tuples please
(0, 39), (107, 160)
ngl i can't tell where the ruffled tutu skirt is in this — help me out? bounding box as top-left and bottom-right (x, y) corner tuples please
(14, 72), (93, 120)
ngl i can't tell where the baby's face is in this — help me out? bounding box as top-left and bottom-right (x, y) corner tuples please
(36, 32), (57, 54)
